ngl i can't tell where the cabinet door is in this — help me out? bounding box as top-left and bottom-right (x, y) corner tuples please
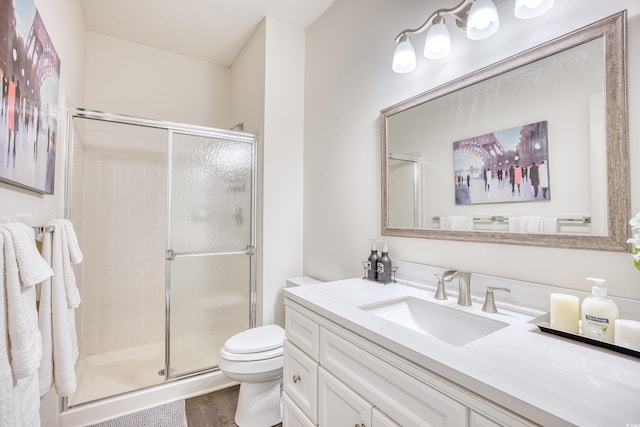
(284, 340), (318, 423)
(283, 392), (316, 427)
(319, 368), (372, 427)
(372, 408), (401, 427)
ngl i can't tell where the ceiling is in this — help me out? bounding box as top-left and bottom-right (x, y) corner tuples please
(80, 0), (336, 66)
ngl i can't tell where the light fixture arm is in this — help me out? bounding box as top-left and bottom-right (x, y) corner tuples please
(393, 0), (474, 43)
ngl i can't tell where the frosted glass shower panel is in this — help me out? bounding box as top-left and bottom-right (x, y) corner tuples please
(170, 132), (253, 253)
(168, 254), (251, 376)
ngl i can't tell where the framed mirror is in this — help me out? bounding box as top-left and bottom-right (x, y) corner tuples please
(381, 12), (628, 251)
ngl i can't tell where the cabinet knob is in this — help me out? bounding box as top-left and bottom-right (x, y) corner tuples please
(292, 374), (301, 383)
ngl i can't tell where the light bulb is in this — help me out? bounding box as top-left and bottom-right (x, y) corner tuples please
(424, 21), (451, 59)
(467, 0), (500, 40)
(514, 0), (554, 19)
(392, 35), (416, 73)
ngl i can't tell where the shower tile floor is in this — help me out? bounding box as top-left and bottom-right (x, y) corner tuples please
(70, 342), (165, 406)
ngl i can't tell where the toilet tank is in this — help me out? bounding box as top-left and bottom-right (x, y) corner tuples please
(286, 276), (321, 287)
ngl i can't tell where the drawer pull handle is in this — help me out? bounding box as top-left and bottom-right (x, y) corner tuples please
(355, 424), (365, 427)
(292, 374), (301, 383)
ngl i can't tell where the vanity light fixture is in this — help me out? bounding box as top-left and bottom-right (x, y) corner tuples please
(392, 0), (554, 73)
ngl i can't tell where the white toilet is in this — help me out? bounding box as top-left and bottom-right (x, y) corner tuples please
(218, 276), (321, 427)
(219, 324), (285, 427)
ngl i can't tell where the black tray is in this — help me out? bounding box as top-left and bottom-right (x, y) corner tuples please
(530, 313), (640, 359)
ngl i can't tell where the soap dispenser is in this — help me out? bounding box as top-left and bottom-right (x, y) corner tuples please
(581, 277), (619, 343)
(377, 240), (392, 283)
(366, 239), (379, 280)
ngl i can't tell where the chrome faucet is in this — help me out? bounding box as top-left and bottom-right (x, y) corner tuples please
(443, 270), (472, 306)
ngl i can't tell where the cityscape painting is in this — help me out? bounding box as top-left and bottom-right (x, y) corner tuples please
(453, 121), (550, 205)
(0, 0), (61, 194)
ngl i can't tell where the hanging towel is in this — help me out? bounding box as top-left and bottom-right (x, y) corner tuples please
(440, 216), (474, 231)
(508, 216), (558, 234)
(0, 227), (45, 379)
(0, 231), (16, 426)
(542, 217), (558, 233)
(38, 220), (82, 397)
(0, 223), (52, 287)
(0, 230), (44, 426)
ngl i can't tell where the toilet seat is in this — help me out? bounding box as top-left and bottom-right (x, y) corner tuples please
(220, 345), (283, 362)
(220, 324), (284, 362)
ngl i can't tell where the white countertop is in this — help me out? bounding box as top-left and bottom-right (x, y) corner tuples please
(284, 278), (640, 427)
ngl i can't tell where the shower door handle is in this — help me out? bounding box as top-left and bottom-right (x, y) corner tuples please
(166, 248), (253, 261)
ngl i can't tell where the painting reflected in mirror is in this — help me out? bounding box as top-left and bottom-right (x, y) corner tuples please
(453, 120), (550, 205)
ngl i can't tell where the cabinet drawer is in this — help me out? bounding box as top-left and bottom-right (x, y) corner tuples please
(320, 328), (468, 427)
(285, 306), (320, 361)
(284, 340), (318, 424)
(283, 392), (315, 427)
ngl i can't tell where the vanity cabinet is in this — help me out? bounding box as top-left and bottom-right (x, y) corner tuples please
(284, 300), (537, 427)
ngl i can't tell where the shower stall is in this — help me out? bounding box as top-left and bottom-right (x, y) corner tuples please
(63, 109), (256, 409)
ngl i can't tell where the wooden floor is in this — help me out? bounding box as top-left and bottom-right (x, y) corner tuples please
(185, 385), (283, 427)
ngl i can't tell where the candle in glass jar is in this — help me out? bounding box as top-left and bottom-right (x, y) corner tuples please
(549, 293), (579, 333)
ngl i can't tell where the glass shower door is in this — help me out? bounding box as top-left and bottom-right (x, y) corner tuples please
(166, 130), (255, 377)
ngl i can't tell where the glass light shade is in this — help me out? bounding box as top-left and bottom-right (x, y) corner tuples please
(514, 0), (554, 19)
(392, 35), (417, 73)
(424, 22), (451, 59)
(467, 0), (500, 40)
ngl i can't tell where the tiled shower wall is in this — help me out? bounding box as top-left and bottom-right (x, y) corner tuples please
(78, 139), (167, 355)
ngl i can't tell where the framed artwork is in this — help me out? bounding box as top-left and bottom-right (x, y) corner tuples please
(0, 0), (61, 194)
(453, 120), (550, 205)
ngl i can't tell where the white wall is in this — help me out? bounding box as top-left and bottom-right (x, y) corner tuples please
(232, 18), (306, 326)
(304, 0), (640, 300)
(84, 32), (231, 128)
(262, 17), (305, 325)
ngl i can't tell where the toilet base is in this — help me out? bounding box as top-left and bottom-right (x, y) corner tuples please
(234, 378), (282, 427)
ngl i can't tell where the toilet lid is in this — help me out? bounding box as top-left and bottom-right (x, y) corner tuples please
(222, 324), (284, 354)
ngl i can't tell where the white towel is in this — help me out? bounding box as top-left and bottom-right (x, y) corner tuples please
(0, 228), (43, 379)
(440, 216), (474, 231)
(542, 217), (558, 233)
(0, 231), (17, 427)
(37, 231), (53, 396)
(38, 220), (82, 397)
(508, 216), (558, 234)
(0, 223), (53, 288)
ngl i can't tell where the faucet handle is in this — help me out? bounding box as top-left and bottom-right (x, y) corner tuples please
(433, 274), (447, 300)
(482, 287), (511, 313)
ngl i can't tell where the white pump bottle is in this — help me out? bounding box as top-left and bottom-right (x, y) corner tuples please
(581, 277), (619, 343)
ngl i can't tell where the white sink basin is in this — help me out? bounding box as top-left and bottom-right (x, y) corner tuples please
(360, 297), (508, 346)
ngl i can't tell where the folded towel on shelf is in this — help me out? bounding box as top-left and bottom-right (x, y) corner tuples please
(508, 216), (558, 234)
(38, 219), (82, 397)
(0, 223), (53, 287)
(440, 216), (474, 231)
(0, 228), (45, 380)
